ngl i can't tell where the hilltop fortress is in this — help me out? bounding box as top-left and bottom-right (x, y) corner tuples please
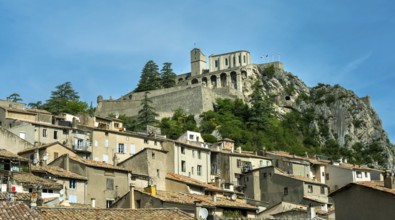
(96, 48), (283, 119)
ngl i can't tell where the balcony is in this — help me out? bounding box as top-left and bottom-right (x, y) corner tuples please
(73, 143), (91, 152)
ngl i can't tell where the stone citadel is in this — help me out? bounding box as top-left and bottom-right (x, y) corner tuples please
(96, 48), (283, 118)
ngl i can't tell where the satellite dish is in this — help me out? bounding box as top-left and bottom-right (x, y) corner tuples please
(43, 153), (49, 161)
(230, 193), (237, 201)
(199, 208), (208, 219)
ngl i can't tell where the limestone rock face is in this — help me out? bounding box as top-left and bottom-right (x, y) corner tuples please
(247, 64), (394, 169)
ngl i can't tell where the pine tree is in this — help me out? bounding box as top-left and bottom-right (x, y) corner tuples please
(7, 93), (22, 102)
(160, 62), (177, 88)
(247, 81), (274, 130)
(42, 82), (88, 115)
(134, 60), (161, 92)
(137, 92), (159, 129)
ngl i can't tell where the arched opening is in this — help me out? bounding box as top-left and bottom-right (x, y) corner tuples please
(241, 71), (247, 79)
(191, 79), (199, 84)
(285, 96), (291, 101)
(210, 75), (217, 88)
(231, 72), (237, 89)
(202, 77), (208, 87)
(220, 73), (227, 87)
(178, 78), (183, 83)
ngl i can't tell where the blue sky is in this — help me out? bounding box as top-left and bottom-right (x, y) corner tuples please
(1, 0), (394, 142)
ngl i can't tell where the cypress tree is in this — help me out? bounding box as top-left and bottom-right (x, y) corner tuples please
(137, 92), (159, 129)
(160, 62), (177, 88)
(134, 60), (161, 92)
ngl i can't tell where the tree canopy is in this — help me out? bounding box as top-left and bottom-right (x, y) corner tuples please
(136, 92), (159, 129)
(42, 82), (88, 115)
(160, 62), (177, 88)
(7, 93), (22, 102)
(134, 60), (161, 92)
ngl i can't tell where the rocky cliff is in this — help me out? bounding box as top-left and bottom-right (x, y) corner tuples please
(244, 64), (394, 169)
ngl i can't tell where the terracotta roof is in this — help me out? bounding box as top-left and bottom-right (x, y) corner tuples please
(0, 192), (32, 201)
(31, 165), (88, 181)
(137, 189), (257, 210)
(330, 181), (395, 197)
(210, 148), (272, 160)
(274, 167), (327, 186)
(36, 207), (193, 220)
(18, 142), (74, 154)
(166, 173), (225, 192)
(13, 172), (63, 190)
(67, 155), (130, 172)
(0, 149), (29, 161)
(0, 201), (43, 220)
(303, 195), (330, 204)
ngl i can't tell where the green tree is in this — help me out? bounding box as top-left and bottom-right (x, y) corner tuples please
(7, 93), (22, 102)
(42, 82), (88, 115)
(160, 62), (177, 88)
(134, 60), (161, 92)
(28, 101), (43, 109)
(247, 81), (274, 130)
(137, 92), (159, 129)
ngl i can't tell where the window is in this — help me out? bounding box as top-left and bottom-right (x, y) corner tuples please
(117, 143), (125, 154)
(326, 173), (329, 180)
(106, 178), (114, 190)
(136, 199), (141, 208)
(144, 139), (148, 144)
(54, 152), (59, 159)
(54, 131), (58, 140)
(197, 165), (202, 176)
(198, 151), (201, 159)
(130, 144), (136, 155)
(307, 185), (313, 193)
(105, 139), (109, 147)
(322, 172), (325, 177)
(43, 129), (47, 137)
(225, 58), (228, 66)
(191, 167), (194, 175)
(243, 55), (246, 63)
(42, 189), (53, 193)
(181, 147), (185, 154)
(152, 152), (155, 159)
(189, 134), (194, 140)
(356, 171), (362, 178)
(192, 150), (195, 158)
(63, 129), (68, 135)
(260, 160), (263, 167)
(365, 172), (368, 178)
(181, 161), (186, 172)
(215, 60), (218, 67)
(106, 200), (113, 208)
(114, 123), (119, 128)
(69, 180), (76, 189)
(233, 57), (236, 65)
(284, 187), (288, 195)
(238, 55), (241, 64)
(19, 132), (26, 140)
(263, 173), (267, 179)
(157, 169), (160, 178)
(237, 159), (242, 168)
(321, 186), (325, 194)
(68, 195), (77, 203)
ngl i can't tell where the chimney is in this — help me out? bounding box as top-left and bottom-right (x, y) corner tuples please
(194, 201), (202, 220)
(308, 204), (316, 219)
(384, 171), (393, 189)
(129, 184), (135, 209)
(236, 147), (241, 154)
(214, 177), (221, 187)
(144, 185), (156, 196)
(72, 117), (78, 129)
(64, 154), (70, 171)
(91, 198), (96, 208)
(212, 193), (217, 202)
(231, 147), (234, 153)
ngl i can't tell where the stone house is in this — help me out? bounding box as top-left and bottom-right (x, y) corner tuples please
(210, 148), (272, 191)
(88, 127), (164, 165)
(30, 165), (87, 204)
(117, 148), (168, 190)
(162, 140), (211, 183)
(243, 166), (329, 208)
(0, 127), (34, 154)
(330, 177), (395, 220)
(18, 142), (77, 165)
(0, 107), (72, 146)
(111, 185), (257, 219)
(325, 162), (372, 192)
(49, 154), (130, 208)
(176, 130), (206, 148)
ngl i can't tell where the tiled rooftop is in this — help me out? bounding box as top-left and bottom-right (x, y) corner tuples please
(166, 173), (224, 192)
(36, 207), (193, 220)
(0, 192), (32, 201)
(18, 142), (72, 154)
(274, 168), (327, 186)
(0, 149), (29, 161)
(13, 172), (63, 190)
(0, 201), (43, 220)
(31, 165), (88, 181)
(67, 155), (130, 172)
(137, 189), (257, 210)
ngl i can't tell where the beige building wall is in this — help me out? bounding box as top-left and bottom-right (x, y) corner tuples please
(326, 165), (371, 192)
(0, 127), (34, 154)
(56, 178), (86, 204)
(229, 155), (272, 185)
(34, 125), (70, 146)
(91, 129), (162, 165)
(163, 141), (210, 183)
(18, 143), (77, 164)
(7, 111), (36, 122)
(209, 51), (251, 72)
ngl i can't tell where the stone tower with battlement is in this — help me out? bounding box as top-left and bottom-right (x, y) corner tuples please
(191, 48), (206, 76)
